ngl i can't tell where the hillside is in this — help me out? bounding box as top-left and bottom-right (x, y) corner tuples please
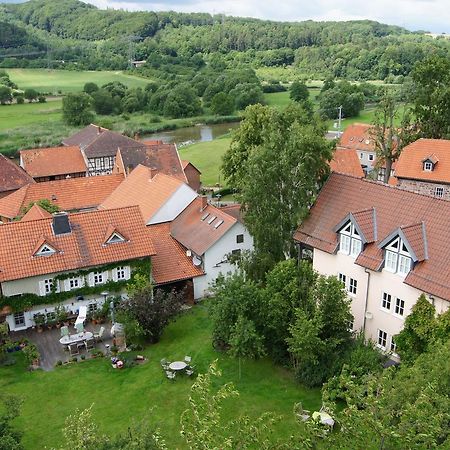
(1, 0), (449, 80)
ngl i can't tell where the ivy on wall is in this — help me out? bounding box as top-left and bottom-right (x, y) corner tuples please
(0, 258), (151, 313)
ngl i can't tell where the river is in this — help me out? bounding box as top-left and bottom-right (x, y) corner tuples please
(142, 122), (240, 146)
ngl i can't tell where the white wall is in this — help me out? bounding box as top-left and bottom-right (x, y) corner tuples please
(358, 150), (376, 171)
(193, 221), (253, 299)
(312, 248), (449, 352)
(148, 184), (197, 225)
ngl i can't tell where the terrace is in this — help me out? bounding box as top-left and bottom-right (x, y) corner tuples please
(11, 322), (113, 371)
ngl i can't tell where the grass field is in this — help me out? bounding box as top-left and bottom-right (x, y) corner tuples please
(179, 136), (232, 187)
(2, 304), (320, 449)
(0, 100), (63, 131)
(5, 69), (150, 94)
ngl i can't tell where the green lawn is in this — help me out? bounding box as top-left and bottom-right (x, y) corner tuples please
(0, 100), (63, 131)
(1, 304), (320, 449)
(179, 136), (232, 187)
(5, 69), (150, 94)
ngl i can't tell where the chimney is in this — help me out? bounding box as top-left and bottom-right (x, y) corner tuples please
(52, 212), (71, 236)
(200, 195), (208, 211)
(149, 168), (157, 179)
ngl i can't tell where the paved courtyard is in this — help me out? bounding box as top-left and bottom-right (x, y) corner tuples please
(11, 322), (114, 370)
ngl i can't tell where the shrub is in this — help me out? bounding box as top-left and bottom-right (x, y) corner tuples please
(16, 95), (24, 104)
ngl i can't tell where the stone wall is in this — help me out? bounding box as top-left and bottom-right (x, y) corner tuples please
(397, 178), (450, 200)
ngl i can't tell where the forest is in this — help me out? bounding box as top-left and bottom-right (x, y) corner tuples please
(1, 0), (449, 81)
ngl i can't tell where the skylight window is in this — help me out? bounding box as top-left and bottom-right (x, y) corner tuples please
(36, 244), (56, 257)
(214, 220), (224, 229)
(106, 232), (126, 244)
(201, 213), (210, 221)
(207, 216), (217, 225)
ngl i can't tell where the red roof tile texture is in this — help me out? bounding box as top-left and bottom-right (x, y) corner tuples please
(0, 175), (124, 220)
(0, 206), (155, 282)
(116, 143), (187, 183)
(395, 139), (450, 184)
(0, 154), (34, 194)
(352, 208), (377, 243)
(339, 123), (375, 152)
(294, 173), (450, 302)
(20, 146), (87, 178)
(330, 147), (365, 177)
(148, 222), (204, 285)
(21, 204), (52, 222)
(100, 165), (184, 222)
(171, 197), (237, 255)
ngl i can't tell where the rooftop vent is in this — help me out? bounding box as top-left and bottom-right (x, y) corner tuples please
(207, 216), (217, 225)
(214, 220), (224, 229)
(52, 212), (71, 236)
(201, 212), (210, 221)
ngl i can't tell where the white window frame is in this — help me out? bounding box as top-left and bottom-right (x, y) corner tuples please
(44, 278), (53, 295)
(390, 337), (398, 355)
(348, 277), (357, 295)
(424, 161), (433, 171)
(93, 271), (104, 285)
(14, 311), (25, 327)
(384, 237), (412, 276)
(435, 186), (444, 198)
(36, 244), (56, 257)
(338, 273), (347, 286)
(394, 297), (405, 317)
(339, 221), (362, 258)
(368, 154), (374, 161)
(381, 292), (392, 311)
(377, 329), (388, 350)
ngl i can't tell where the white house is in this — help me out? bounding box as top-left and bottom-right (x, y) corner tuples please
(170, 199), (253, 299)
(294, 173), (450, 358)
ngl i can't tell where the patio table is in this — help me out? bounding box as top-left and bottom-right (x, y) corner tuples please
(59, 331), (93, 345)
(169, 361), (187, 371)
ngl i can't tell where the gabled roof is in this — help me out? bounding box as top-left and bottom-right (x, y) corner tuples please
(0, 206), (155, 282)
(219, 204), (243, 223)
(99, 165), (186, 223)
(115, 142), (187, 183)
(0, 175), (124, 220)
(21, 204), (52, 222)
(181, 160), (202, 174)
(0, 154), (34, 194)
(171, 197), (237, 256)
(62, 124), (108, 148)
(330, 147), (364, 177)
(294, 173), (450, 302)
(103, 224), (129, 245)
(339, 123), (375, 152)
(395, 139), (450, 183)
(334, 207), (377, 244)
(20, 146), (87, 178)
(148, 222), (204, 285)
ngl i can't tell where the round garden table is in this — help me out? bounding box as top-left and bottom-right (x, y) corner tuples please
(169, 361), (187, 371)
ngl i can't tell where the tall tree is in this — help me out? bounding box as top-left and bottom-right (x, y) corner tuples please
(289, 81), (309, 103)
(62, 93), (94, 126)
(222, 104), (332, 261)
(370, 91), (412, 183)
(411, 54), (450, 139)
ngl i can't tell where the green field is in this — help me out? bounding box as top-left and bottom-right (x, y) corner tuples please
(0, 100), (63, 131)
(180, 136), (232, 187)
(1, 304), (320, 449)
(5, 69), (150, 94)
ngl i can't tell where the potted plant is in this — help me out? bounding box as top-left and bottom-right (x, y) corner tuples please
(55, 304), (68, 327)
(23, 343), (40, 368)
(46, 312), (57, 330)
(33, 313), (45, 332)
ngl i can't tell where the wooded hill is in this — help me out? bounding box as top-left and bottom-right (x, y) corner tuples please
(1, 0), (449, 80)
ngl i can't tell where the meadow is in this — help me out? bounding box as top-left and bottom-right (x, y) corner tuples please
(5, 68), (150, 94)
(1, 303), (320, 449)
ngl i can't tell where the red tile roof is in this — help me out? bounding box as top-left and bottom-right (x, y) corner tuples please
(0, 206), (156, 282)
(148, 222), (204, 285)
(339, 123), (375, 151)
(395, 139), (450, 184)
(0, 175), (124, 220)
(330, 147), (364, 177)
(62, 124), (108, 148)
(21, 204), (52, 222)
(20, 146), (87, 178)
(294, 173), (450, 302)
(0, 154), (34, 194)
(171, 197), (237, 255)
(100, 165), (184, 222)
(219, 204), (243, 223)
(181, 160), (201, 174)
(115, 143), (187, 183)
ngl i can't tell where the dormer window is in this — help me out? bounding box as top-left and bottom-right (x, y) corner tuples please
(423, 161), (433, 171)
(339, 221), (362, 258)
(384, 237), (412, 276)
(36, 244), (56, 257)
(106, 232), (126, 244)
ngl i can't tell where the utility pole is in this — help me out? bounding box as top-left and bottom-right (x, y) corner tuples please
(337, 105), (343, 137)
